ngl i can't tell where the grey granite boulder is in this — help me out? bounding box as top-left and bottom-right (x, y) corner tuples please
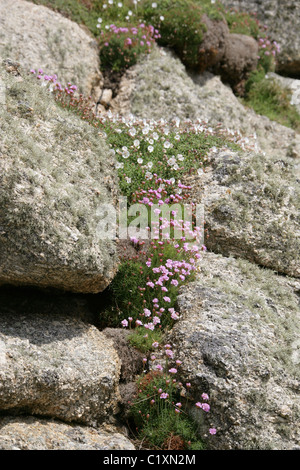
(167, 252), (300, 450)
(0, 59), (119, 293)
(186, 147), (300, 278)
(0, 0), (102, 97)
(0, 416), (135, 450)
(0, 308), (121, 425)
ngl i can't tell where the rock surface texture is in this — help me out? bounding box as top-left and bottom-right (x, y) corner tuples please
(112, 47), (300, 162)
(0, 59), (119, 293)
(0, 0), (102, 97)
(186, 147), (300, 278)
(0, 309), (121, 425)
(0, 416), (134, 450)
(167, 252), (300, 450)
(220, 0), (300, 77)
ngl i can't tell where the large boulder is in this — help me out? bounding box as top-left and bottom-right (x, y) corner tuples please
(0, 59), (119, 293)
(214, 33), (259, 94)
(0, 416), (135, 450)
(0, 0), (102, 97)
(167, 252), (300, 450)
(112, 47), (300, 161)
(186, 147), (300, 278)
(0, 295), (121, 425)
(220, 0), (300, 77)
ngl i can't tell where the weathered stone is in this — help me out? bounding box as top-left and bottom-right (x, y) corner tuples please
(0, 59), (119, 293)
(0, 0), (102, 98)
(215, 33), (259, 94)
(0, 416), (135, 450)
(197, 14), (229, 73)
(186, 147), (300, 278)
(0, 307), (121, 425)
(220, 0), (300, 77)
(112, 46), (300, 162)
(167, 252), (300, 450)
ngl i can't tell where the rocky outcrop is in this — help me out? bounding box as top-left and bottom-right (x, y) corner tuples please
(220, 0), (300, 78)
(0, 59), (119, 293)
(0, 416), (135, 450)
(0, 308), (121, 425)
(0, 0), (102, 98)
(112, 46), (300, 161)
(167, 252), (300, 450)
(186, 147), (300, 278)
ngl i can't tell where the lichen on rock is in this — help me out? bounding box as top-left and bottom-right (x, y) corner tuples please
(0, 59), (119, 293)
(168, 252), (300, 450)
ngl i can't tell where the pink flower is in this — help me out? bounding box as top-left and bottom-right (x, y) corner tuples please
(163, 296), (171, 303)
(209, 428), (217, 435)
(144, 308), (151, 317)
(121, 319), (128, 327)
(168, 368), (177, 374)
(201, 393), (209, 401)
(160, 392), (169, 399)
(202, 403), (210, 412)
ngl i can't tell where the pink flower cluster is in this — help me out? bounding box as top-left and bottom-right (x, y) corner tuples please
(258, 37), (280, 57)
(102, 22), (160, 53)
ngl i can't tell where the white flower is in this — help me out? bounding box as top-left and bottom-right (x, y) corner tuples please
(133, 139), (140, 148)
(129, 127), (136, 137)
(142, 127), (149, 135)
(108, 0), (113, 4)
(137, 158), (143, 164)
(103, 4), (107, 8)
(118, 2), (123, 7)
(125, 176), (131, 183)
(148, 145), (154, 153)
(98, 17), (102, 22)
(152, 132), (159, 140)
(152, 2), (157, 7)
(145, 171), (153, 180)
(147, 161), (153, 169)
(177, 154), (184, 161)
(167, 156), (176, 166)
(128, 10), (132, 16)
(160, 15), (164, 21)
(115, 162), (124, 169)
(164, 141), (171, 149)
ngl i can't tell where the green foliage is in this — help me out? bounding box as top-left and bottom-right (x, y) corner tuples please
(130, 371), (205, 449)
(140, 0), (207, 69)
(128, 328), (162, 353)
(224, 9), (261, 38)
(243, 71), (300, 131)
(99, 23), (158, 72)
(30, 0), (101, 35)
